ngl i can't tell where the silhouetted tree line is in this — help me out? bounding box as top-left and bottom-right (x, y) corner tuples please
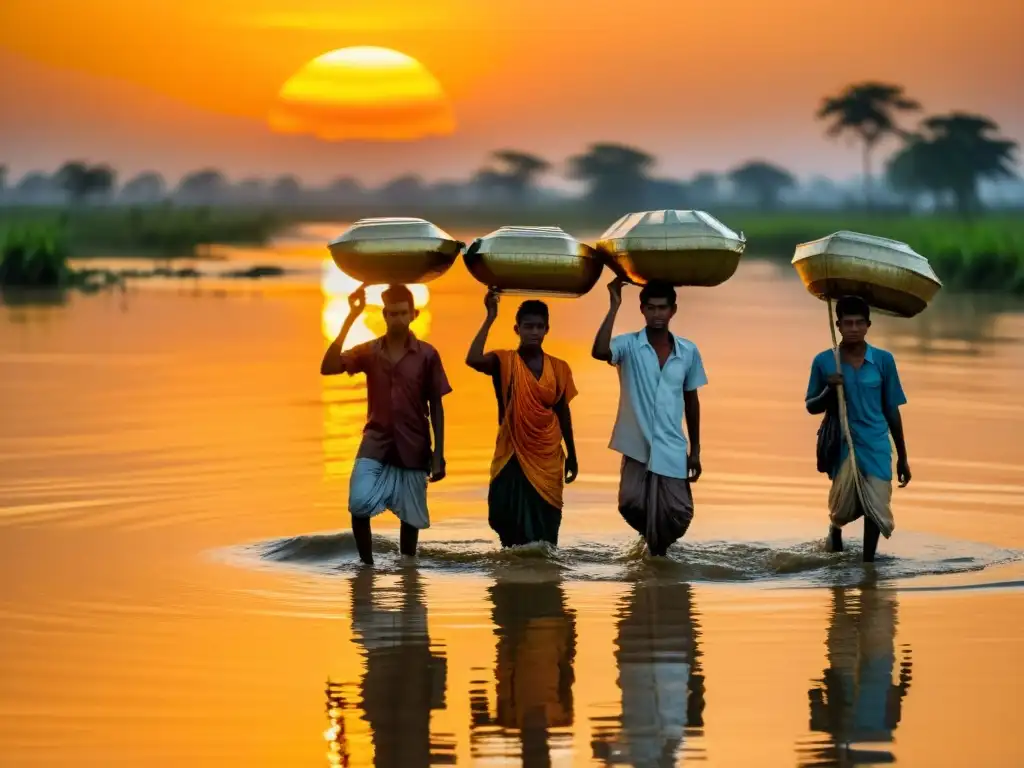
(817, 81), (1019, 216)
(0, 82), (1018, 217)
(0, 154), (809, 212)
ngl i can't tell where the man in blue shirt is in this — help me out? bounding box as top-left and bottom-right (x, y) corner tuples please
(805, 296), (912, 562)
(592, 278), (707, 556)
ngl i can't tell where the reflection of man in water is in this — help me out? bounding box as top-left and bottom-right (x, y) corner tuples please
(349, 568), (447, 768)
(799, 582), (913, 766)
(469, 579), (577, 767)
(592, 581), (706, 767)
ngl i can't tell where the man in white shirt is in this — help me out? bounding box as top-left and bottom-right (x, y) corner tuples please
(592, 278), (707, 556)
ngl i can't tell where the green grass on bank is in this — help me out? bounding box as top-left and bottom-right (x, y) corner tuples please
(0, 219), (287, 292)
(727, 214), (1024, 293)
(0, 222), (125, 293)
(0, 222), (73, 287)
(0, 206), (281, 258)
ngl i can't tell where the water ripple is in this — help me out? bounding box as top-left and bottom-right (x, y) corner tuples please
(223, 529), (1024, 588)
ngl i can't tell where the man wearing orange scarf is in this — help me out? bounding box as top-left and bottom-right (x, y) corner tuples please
(466, 290), (579, 548)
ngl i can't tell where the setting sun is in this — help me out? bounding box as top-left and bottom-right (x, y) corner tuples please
(267, 46), (456, 142)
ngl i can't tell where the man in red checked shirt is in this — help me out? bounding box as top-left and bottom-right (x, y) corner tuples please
(321, 284), (452, 566)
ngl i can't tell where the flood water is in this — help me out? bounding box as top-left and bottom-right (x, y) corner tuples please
(1, 224), (1023, 766)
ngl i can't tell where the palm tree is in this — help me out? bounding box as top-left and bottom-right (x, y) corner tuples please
(921, 113), (1018, 216)
(817, 82), (921, 207)
(489, 150), (551, 202)
(887, 113), (1018, 217)
(566, 143), (654, 211)
(728, 161), (796, 211)
(885, 135), (945, 209)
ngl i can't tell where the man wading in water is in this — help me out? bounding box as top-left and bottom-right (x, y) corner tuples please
(592, 278), (707, 557)
(466, 290), (579, 548)
(805, 295), (911, 562)
(320, 284), (451, 565)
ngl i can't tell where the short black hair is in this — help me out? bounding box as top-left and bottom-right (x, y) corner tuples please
(639, 281), (677, 306)
(381, 284), (415, 308)
(516, 299), (549, 325)
(835, 295), (870, 321)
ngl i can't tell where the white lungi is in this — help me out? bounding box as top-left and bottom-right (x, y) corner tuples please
(829, 455), (895, 538)
(348, 458), (430, 530)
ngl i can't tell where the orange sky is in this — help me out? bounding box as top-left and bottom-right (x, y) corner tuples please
(1, 0), (1021, 185)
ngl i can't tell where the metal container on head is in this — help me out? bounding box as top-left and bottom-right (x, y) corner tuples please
(595, 209), (747, 287)
(791, 231), (942, 318)
(327, 217), (463, 285)
(464, 226), (604, 297)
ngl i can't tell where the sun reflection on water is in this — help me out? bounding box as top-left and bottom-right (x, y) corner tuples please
(324, 680), (352, 767)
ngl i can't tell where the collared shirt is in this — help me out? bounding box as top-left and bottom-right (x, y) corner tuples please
(342, 335), (452, 470)
(608, 330), (708, 480)
(806, 344), (906, 481)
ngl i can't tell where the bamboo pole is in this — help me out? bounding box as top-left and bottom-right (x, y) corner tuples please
(828, 295), (868, 521)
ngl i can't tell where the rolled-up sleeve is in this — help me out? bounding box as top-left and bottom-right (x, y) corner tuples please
(684, 347), (708, 391)
(884, 354), (907, 411)
(609, 333), (632, 366)
(805, 356), (825, 402)
(561, 363), (579, 404)
(340, 342), (373, 375)
(428, 351), (453, 399)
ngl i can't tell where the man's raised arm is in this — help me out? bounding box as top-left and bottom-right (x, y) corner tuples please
(592, 278), (624, 362)
(466, 289), (499, 375)
(321, 287), (366, 375)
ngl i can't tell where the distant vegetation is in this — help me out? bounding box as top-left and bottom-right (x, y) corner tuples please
(816, 82), (922, 208)
(731, 214), (1024, 294)
(0, 206), (281, 258)
(0, 218), (286, 294)
(0, 221), (123, 295)
(1, 81), (1022, 293)
(0, 222), (71, 288)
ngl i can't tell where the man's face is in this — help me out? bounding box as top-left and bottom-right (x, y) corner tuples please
(515, 315), (548, 349)
(383, 301), (416, 334)
(641, 298), (676, 330)
(837, 313), (869, 344)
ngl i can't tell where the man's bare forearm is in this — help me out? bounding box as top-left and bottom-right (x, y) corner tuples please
(886, 408), (908, 461)
(592, 305), (619, 361)
(320, 314), (359, 375)
(805, 385), (836, 415)
(466, 315), (496, 372)
(429, 398), (445, 457)
(555, 400), (577, 462)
